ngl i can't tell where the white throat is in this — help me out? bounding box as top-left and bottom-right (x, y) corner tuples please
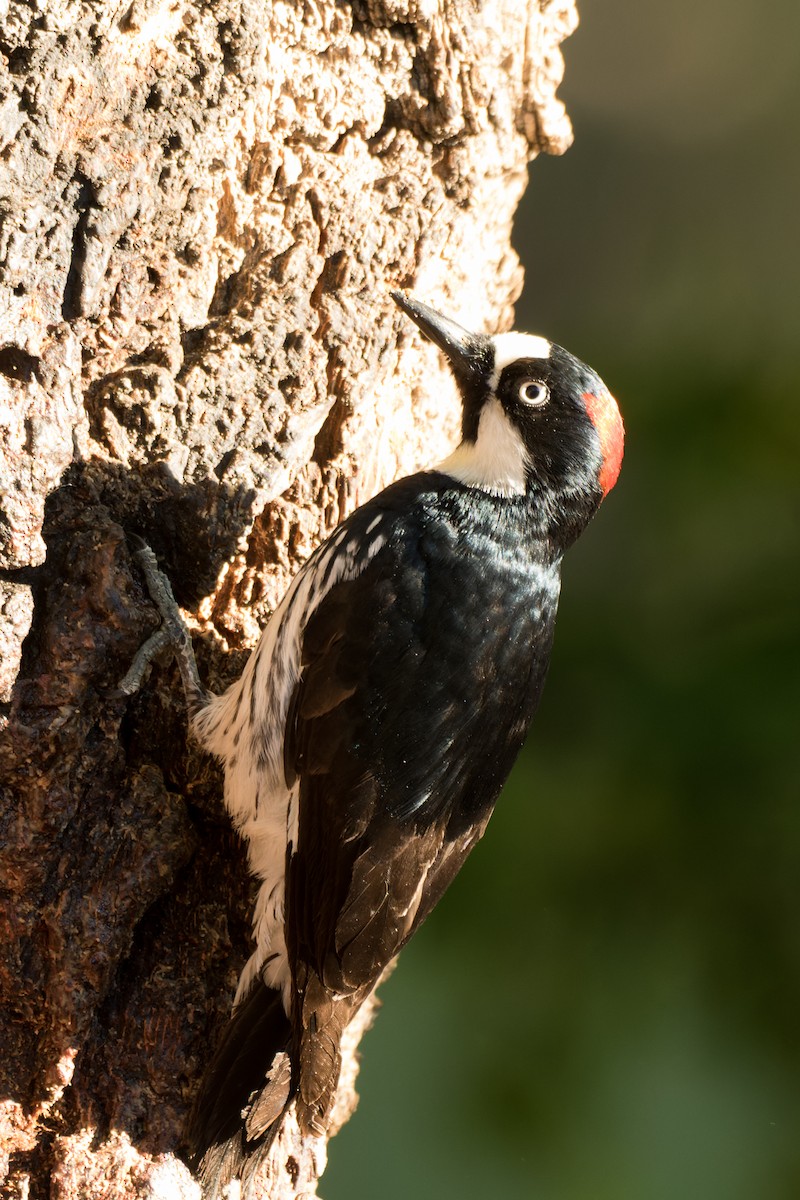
(437, 398), (529, 497)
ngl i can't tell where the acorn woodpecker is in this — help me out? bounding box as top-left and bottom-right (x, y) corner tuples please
(124, 293), (623, 1197)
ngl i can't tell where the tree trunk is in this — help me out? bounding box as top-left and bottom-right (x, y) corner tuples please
(0, 1), (577, 1195)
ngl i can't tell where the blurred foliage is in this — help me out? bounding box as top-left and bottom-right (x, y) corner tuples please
(327, 1), (800, 1196)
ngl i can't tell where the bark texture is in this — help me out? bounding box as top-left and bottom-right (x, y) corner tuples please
(0, 1), (577, 1196)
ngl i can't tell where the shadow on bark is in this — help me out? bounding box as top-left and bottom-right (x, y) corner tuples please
(0, 459), (261, 1183)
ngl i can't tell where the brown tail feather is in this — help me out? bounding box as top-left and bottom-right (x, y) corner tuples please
(295, 970), (355, 1135)
(185, 978), (294, 1199)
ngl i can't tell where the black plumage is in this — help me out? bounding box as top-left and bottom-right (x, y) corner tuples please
(285, 477), (562, 1126)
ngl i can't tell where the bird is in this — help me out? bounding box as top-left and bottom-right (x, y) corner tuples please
(123, 291), (624, 1197)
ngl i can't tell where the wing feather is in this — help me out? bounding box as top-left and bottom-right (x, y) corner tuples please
(280, 479), (560, 1132)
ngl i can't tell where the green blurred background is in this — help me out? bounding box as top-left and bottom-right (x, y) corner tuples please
(327, 2), (800, 1196)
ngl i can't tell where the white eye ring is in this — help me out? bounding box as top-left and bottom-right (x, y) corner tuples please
(518, 380), (549, 406)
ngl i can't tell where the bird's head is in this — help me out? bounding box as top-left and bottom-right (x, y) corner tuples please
(393, 292), (624, 543)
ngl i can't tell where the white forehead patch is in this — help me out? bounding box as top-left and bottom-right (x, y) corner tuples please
(491, 331), (551, 378)
(437, 399), (529, 497)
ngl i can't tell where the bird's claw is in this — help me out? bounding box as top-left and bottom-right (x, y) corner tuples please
(118, 537), (208, 712)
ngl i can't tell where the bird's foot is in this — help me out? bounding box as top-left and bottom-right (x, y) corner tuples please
(118, 536), (209, 713)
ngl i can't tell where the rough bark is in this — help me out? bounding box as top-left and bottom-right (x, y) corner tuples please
(0, 1), (577, 1196)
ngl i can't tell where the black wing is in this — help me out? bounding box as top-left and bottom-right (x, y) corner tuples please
(282, 476), (559, 1130)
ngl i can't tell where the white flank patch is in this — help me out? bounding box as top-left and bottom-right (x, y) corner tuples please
(438, 398), (529, 496)
(490, 331), (551, 389)
(191, 520), (389, 1014)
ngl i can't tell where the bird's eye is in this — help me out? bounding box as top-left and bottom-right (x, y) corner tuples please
(518, 380), (548, 406)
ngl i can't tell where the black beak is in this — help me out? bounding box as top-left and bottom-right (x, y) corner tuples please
(391, 292), (491, 389)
